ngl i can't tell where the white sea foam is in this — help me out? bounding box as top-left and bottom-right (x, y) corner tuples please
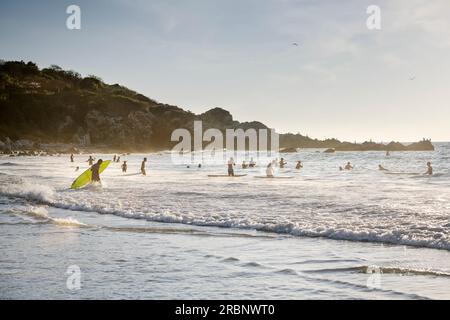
(25, 206), (49, 219)
(50, 217), (87, 227)
(8, 205), (86, 227)
(28, 199), (450, 251)
(0, 180), (55, 203)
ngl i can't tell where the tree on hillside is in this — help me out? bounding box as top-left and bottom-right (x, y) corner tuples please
(50, 65), (62, 71)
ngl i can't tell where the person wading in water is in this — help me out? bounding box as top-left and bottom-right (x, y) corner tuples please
(141, 158), (147, 176)
(90, 159), (103, 183)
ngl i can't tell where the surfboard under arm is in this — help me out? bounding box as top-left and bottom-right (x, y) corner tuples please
(71, 160), (111, 189)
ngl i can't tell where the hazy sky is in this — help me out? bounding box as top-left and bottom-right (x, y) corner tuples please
(1, 0), (449, 142)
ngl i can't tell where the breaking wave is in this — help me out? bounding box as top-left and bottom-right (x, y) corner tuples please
(22, 201), (450, 251)
(2, 177), (450, 251)
(8, 206), (87, 228)
(0, 180), (54, 203)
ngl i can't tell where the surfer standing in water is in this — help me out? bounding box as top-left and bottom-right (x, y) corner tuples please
(266, 162), (275, 177)
(426, 162), (433, 175)
(227, 157), (235, 176)
(141, 158), (147, 176)
(121, 161), (127, 173)
(90, 159), (103, 183)
(87, 156), (95, 166)
(70, 154), (74, 163)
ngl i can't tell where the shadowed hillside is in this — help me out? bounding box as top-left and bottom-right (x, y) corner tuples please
(0, 60), (434, 152)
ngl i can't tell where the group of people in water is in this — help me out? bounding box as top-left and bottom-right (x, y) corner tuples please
(71, 154), (149, 183)
(226, 157), (303, 177)
(265, 158), (302, 177)
(227, 156), (434, 177)
(341, 161), (432, 175)
(376, 162), (433, 175)
(71, 151), (435, 184)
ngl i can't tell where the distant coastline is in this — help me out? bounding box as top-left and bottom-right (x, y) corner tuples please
(0, 60), (435, 154)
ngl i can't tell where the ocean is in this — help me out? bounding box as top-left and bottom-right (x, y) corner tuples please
(1, 143), (450, 299)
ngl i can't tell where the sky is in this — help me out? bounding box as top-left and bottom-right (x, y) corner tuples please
(1, 0), (450, 142)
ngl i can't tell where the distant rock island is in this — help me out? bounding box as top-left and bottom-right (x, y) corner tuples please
(0, 60), (434, 153)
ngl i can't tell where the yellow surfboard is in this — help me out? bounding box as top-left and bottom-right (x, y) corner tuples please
(71, 160), (111, 189)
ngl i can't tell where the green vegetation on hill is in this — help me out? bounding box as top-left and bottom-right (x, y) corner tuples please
(0, 60), (195, 150)
(0, 60), (434, 152)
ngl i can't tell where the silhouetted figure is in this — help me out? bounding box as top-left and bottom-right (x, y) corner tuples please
(91, 159), (103, 182)
(70, 154), (74, 163)
(141, 158), (147, 176)
(227, 158), (235, 176)
(296, 161), (303, 170)
(426, 162), (433, 175)
(344, 162), (353, 170)
(266, 163), (274, 177)
(87, 156), (94, 166)
(121, 161), (127, 173)
(279, 158), (287, 168)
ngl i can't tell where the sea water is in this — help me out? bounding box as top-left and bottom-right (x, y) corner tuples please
(1, 144), (450, 299)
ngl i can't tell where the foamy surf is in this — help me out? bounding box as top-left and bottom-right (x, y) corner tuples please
(8, 192), (450, 251)
(5, 205), (88, 228)
(1, 177), (450, 251)
(0, 180), (54, 203)
(50, 216), (87, 227)
(24, 206), (49, 219)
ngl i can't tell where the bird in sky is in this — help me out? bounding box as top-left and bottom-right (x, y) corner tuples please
(292, 42), (299, 46)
